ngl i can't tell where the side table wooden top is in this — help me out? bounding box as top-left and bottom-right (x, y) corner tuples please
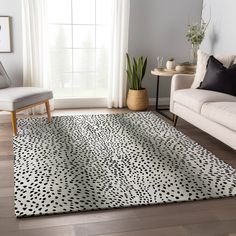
(151, 68), (195, 77)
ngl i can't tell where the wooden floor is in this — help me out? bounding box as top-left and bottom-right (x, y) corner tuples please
(0, 108), (236, 236)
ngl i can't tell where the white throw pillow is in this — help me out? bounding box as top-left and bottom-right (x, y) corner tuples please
(191, 50), (236, 88)
(0, 62), (10, 89)
(0, 74), (10, 89)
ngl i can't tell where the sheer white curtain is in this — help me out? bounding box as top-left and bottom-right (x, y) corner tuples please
(107, 0), (130, 108)
(22, 0), (52, 114)
(22, 0), (129, 110)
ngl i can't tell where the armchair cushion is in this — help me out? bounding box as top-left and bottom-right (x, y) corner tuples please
(0, 87), (53, 111)
(0, 75), (9, 89)
(0, 62), (10, 89)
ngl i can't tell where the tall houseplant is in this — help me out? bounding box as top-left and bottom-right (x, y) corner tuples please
(126, 53), (149, 111)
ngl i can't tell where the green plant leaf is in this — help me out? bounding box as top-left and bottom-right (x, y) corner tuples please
(126, 53), (132, 75)
(126, 53), (148, 90)
(142, 57), (147, 80)
(138, 57), (142, 89)
(132, 64), (138, 90)
(133, 58), (137, 73)
(126, 70), (132, 89)
(126, 53), (134, 89)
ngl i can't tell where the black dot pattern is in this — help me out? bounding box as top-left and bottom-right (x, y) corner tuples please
(13, 112), (236, 217)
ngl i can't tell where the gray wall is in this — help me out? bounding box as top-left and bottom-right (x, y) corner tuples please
(201, 0), (236, 54)
(128, 0), (203, 100)
(0, 0), (23, 86)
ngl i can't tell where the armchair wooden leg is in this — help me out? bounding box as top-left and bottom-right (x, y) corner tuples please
(11, 111), (17, 136)
(45, 100), (52, 122)
(173, 115), (178, 127)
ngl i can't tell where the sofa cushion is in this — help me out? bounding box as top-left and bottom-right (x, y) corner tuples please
(201, 102), (236, 132)
(0, 75), (9, 89)
(198, 56), (236, 96)
(191, 50), (236, 89)
(0, 87), (53, 111)
(173, 89), (236, 113)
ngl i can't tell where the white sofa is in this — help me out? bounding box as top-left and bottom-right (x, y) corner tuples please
(170, 74), (236, 150)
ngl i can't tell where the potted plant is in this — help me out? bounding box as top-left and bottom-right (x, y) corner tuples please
(186, 19), (210, 64)
(126, 53), (148, 111)
(166, 58), (176, 70)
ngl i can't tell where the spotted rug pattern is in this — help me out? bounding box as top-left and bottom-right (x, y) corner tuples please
(13, 112), (236, 217)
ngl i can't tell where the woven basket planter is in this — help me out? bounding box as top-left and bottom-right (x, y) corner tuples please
(127, 88), (149, 111)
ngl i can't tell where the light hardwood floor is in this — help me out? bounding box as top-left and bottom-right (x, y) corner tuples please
(0, 108), (236, 236)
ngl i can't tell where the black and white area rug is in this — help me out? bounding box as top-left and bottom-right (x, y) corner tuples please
(13, 112), (236, 217)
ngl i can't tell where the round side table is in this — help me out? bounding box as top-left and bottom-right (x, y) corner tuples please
(151, 68), (195, 121)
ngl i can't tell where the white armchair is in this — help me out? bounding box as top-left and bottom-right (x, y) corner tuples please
(0, 62), (53, 135)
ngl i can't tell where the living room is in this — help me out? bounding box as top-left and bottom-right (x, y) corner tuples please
(0, 0), (236, 235)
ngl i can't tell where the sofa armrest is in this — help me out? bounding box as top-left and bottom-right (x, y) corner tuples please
(170, 74), (195, 113)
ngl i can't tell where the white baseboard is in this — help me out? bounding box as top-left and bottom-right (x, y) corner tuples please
(55, 97), (170, 109)
(0, 111), (9, 115)
(149, 97), (170, 106)
(0, 97), (170, 114)
(54, 98), (107, 109)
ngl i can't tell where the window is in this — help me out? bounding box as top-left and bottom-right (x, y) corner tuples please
(47, 0), (112, 99)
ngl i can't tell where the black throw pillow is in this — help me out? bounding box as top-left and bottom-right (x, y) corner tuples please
(198, 55), (236, 96)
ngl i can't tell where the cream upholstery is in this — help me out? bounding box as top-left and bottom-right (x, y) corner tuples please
(201, 102), (236, 132)
(173, 102), (236, 150)
(173, 89), (236, 113)
(0, 87), (53, 111)
(170, 74), (236, 150)
(170, 74), (195, 112)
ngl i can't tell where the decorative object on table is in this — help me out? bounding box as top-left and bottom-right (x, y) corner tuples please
(166, 58), (176, 70)
(0, 16), (11, 52)
(175, 62), (196, 73)
(157, 56), (164, 68)
(14, 112), (236, 217)
(186, 19), (210, 64)
(126, 53), (148, 111)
